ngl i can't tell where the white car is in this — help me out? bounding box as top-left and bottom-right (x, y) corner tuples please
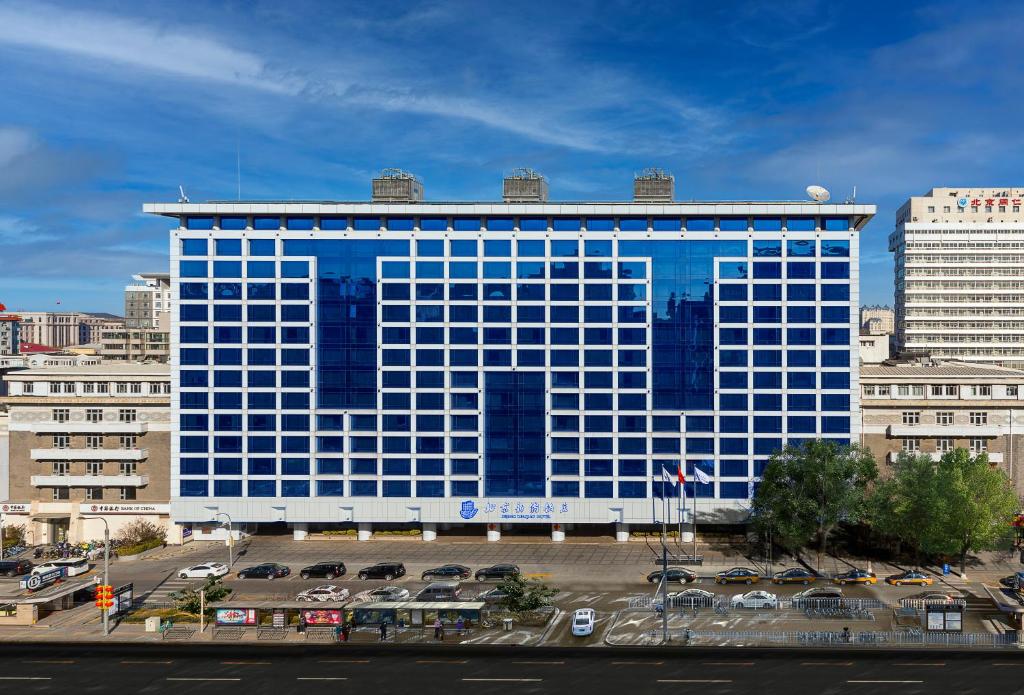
(367, 586), (410, 602)
(178, 562), (230, 579)
(572, 608), (596, 637)
(654, 588), (717, 612)
(730, 590), (779, 609)
(296, 585), (350, 602)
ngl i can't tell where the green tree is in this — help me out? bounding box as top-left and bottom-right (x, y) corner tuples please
(751, 440), (879, 569)
(495, 573), (559, 614)
(924, 449), (1018, 576)
(868, 452), (938, 564)
(170, 575), (231, 616)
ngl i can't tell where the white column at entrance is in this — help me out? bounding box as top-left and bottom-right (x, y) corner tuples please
(551, 523), (565, 542)
(615, 523), (630, 543)
(486, 523), (501, 542)
(292, 523), (309, 541)
(357, 522), (373, 542)
(422, 523), (437, 542)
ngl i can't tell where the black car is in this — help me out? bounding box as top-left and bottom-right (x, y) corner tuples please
(236, 563), (290, 579)
(646, 568), (697, 584)
(357, 562), (406, 580)
(475, 564), (520, 581)
(421, 564), (471, 581)
(299, 562), (347, 580)
(0, 560), (32, 577)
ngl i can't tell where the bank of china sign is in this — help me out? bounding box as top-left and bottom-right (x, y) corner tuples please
(79, 504), (170, 515)
(460, 500), (571, 521)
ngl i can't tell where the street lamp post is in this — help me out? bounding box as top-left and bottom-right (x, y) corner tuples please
(79, 515), (110, 636)
(215, 512), (233, 568)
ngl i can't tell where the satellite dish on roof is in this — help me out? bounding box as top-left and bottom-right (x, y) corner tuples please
(806, 185), (830, 202)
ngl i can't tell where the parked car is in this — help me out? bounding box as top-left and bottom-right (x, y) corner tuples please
(178, 562), (229, 579)
(32, 557), (90, 577)
(476, 587), (508, 605)
(0, 559), (32, 577)
(299, 562), (346, 580)
(421, 564), (471, 581)
(357, 562), (406, 580)
(793, 586), (844, 601)
(475, 564), (520, 581)
(900, 591), (960, 604)
(771, 568), (816, 585)
(415, 581), (462, 602)
(886, 570), (934, 586)
(832, 569), (877, 585)
(237, 563), (290, 580)
(367, 586), (410, 602)
(572, 608), (596, 637)
(296, 585), (350, 602)
(730, 590), (778, 609)
(715, 567), (760, 585)
(654, 588), (716, 612)
(646, 568), (697, 584)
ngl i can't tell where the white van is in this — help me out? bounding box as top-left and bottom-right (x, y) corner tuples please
(32, 557), (91, 577)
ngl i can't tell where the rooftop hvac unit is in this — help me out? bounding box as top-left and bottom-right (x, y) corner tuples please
(503, 168), (548, 203)
(371, 169), (424, 203)
(633, 168), (674, 202)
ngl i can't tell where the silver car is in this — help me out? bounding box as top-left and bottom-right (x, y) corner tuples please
(296, 585), (350, 602)
(367, 586), (410, 602)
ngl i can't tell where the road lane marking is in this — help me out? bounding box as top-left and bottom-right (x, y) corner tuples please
(703, 661), (754, 666)
(319, 659), (369, 663)
(298, 677), (348, 681)
(221, 661), (271, 665)
(512, 661), (565, 665)
(417, 659), (467, 664)
(24, 660), (74, 664)
(463, 678), (543, 682)
(892, 663), (945, 667)
(168, 678), (242, 682)
(658, 679), (732, 684)
(992, 663), (1024, 666)
(613, 661), (663, 665)
(801, 662), (853, 666)
(0, 677), (51, 681)
(848, 680), (924, 684)
(122, 660), (173, 664)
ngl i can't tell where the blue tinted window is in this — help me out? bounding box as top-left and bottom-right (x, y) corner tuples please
(753, 218), (782, 231)
(719, 350), (747, 367)
(587, 218), (614, 231)
(719, 218), (748, 231)
(822, 306), (849, 323)
(552, 218), (581, 231)
(753, 284), (781, 301)
(383, 217), (413, 231)
(753, 240), (781, 256)
(584, 240), (612, 257)
(453, 217), (480, 231)
(753, 262), (782, 279)
(179, 260), (208, 278)
(517, 239), (545, 256)
(788, 306), (815, 324)
(822, 327), (849, 345)
(753, 306), (781, 323)
(788, 284), (815, 301)
(822, 350), (849, 367)
(486, 217), (513, 231)
(551, 240), (578, 257)
(248, 239), (275, 256)
(652, 217), (681, 231)
(720, 262), (748, 279)
(520, 217), (547, 231)
(420, 217), (447, 231)
(182, 239), (208, 256)
(720, 306), (747, 323)
(186, 217), (214, 230)
(214, 238), (241, 256)
(787, 239), (815, 257)
(685, 217), (714, 231)
(450, 240), (477, 256)
(824, 217), (849, 231)
(253, 216), (280, 230)
(822, 284), (850, 301)
(281, 261), (308, 278)
(180, 282), (208, 299)
(821, 240), (850, 257)
(353, 217), (380, 231)
(788, 350), (816, 367)
(753, 350), (781, 367)
(417, 239), (443, 256)
(787, 217), (816, 231)
(382, 261), (410, 278)
(484, 239), (511, 257)
(822, 262), (850, 279)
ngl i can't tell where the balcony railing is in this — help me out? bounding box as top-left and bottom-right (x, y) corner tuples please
(30, 448), (149, 461)
(29, 474), (150, 487)
(28, 422), (148, 434)
(887, 424), (1000, 437)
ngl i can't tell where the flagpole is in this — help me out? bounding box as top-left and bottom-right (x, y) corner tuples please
(661, 474), (669, 644)
(692, 484), (698, 562)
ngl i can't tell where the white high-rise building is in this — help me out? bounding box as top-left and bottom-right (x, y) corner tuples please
(891, 188), (1024, 367)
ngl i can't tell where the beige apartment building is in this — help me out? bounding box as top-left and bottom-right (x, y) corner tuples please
(860, 358), (1024, 495)
(0, 362), (177, 544)
(890, 187), (1024, 367)
(860, 305), (895, 335)
(97, 273), (171, 362)
(13, 312), (124, 349)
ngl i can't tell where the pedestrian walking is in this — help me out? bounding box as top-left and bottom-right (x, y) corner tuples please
(456, 617), (465, 633)
(433, 617), (442, 640)
(439, 623), (445, 641)
(379, 621), (388, 641)
(342, 622), (352, 642)
(298, 615), (306, 634)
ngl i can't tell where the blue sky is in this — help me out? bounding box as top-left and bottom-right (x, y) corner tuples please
(0, 0), (1021, 312)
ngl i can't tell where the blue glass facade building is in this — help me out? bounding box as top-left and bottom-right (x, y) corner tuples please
(148, 200), (874, 536)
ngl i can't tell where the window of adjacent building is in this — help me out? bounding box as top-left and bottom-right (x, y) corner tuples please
(86, 461), (102, 476)
(85, 487), (102, 501)
(52, 409), (69, 423)
(912, 385), (924, 396)
(52, 461), (69, 475)
(897, 385), (910, 396)
(86, 409), (102, 423)
(86, 435), (103, 449)
(119, 435), (137, 449)
(94, 382), (108, 394)
(945, 385), (958, 397)
(52, 488), (69, 501)
(902, 411), (920, 426)
(118, 409), (137, 423)
(82, 382), (95, 394)
(115, 383), (128, 394)
(902, 438), (921, 452)
(52, 435), (69, 449)
(936, 411), (954, 426)
(878, 385), (891, 396)
(930, 385), (943, 397)
(151, 383), (170, 394)
(936, 438), (954, 453)
(1008, 385), (1019, 397)
(971, 385), (992, 396)
(129, 382), (142, 394)
(970, 411), (988, 425)
(863, 385), (876, 396)
(927, 206), (935, 213)
(970, 438), (988, 453)
(22, 383), (33, 394)
(119, 487), (137, 501)
(119, 462), (137, 476)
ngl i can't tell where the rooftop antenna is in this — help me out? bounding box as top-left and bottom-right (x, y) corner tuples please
(178, 185), (190, 203)
(236, 136), (241, 201)
(806, 185), (831, 203)
(844, 185), (858, 204)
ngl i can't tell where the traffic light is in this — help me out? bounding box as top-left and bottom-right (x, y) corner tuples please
(94, 585), (114, 610)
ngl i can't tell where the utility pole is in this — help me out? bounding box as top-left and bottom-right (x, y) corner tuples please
(216, 512), (233, 568)
(80, 515), (110, 636)
(661, 484), (669, 644)
(200, 588), (205, 633)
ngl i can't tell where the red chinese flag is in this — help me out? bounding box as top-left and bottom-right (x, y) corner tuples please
(677, 462), (686, 485)
(0, 303), (6, 312)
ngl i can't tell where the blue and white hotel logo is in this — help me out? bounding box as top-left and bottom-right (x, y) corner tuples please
(459, 500), (479, 520)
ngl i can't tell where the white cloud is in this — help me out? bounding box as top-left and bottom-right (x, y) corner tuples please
(0, 126), (36, 168)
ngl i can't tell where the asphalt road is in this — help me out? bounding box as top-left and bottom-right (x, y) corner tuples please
(0, 645), (1018, 694)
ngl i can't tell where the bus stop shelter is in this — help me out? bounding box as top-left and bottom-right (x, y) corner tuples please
(348, 601), (485, 628)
